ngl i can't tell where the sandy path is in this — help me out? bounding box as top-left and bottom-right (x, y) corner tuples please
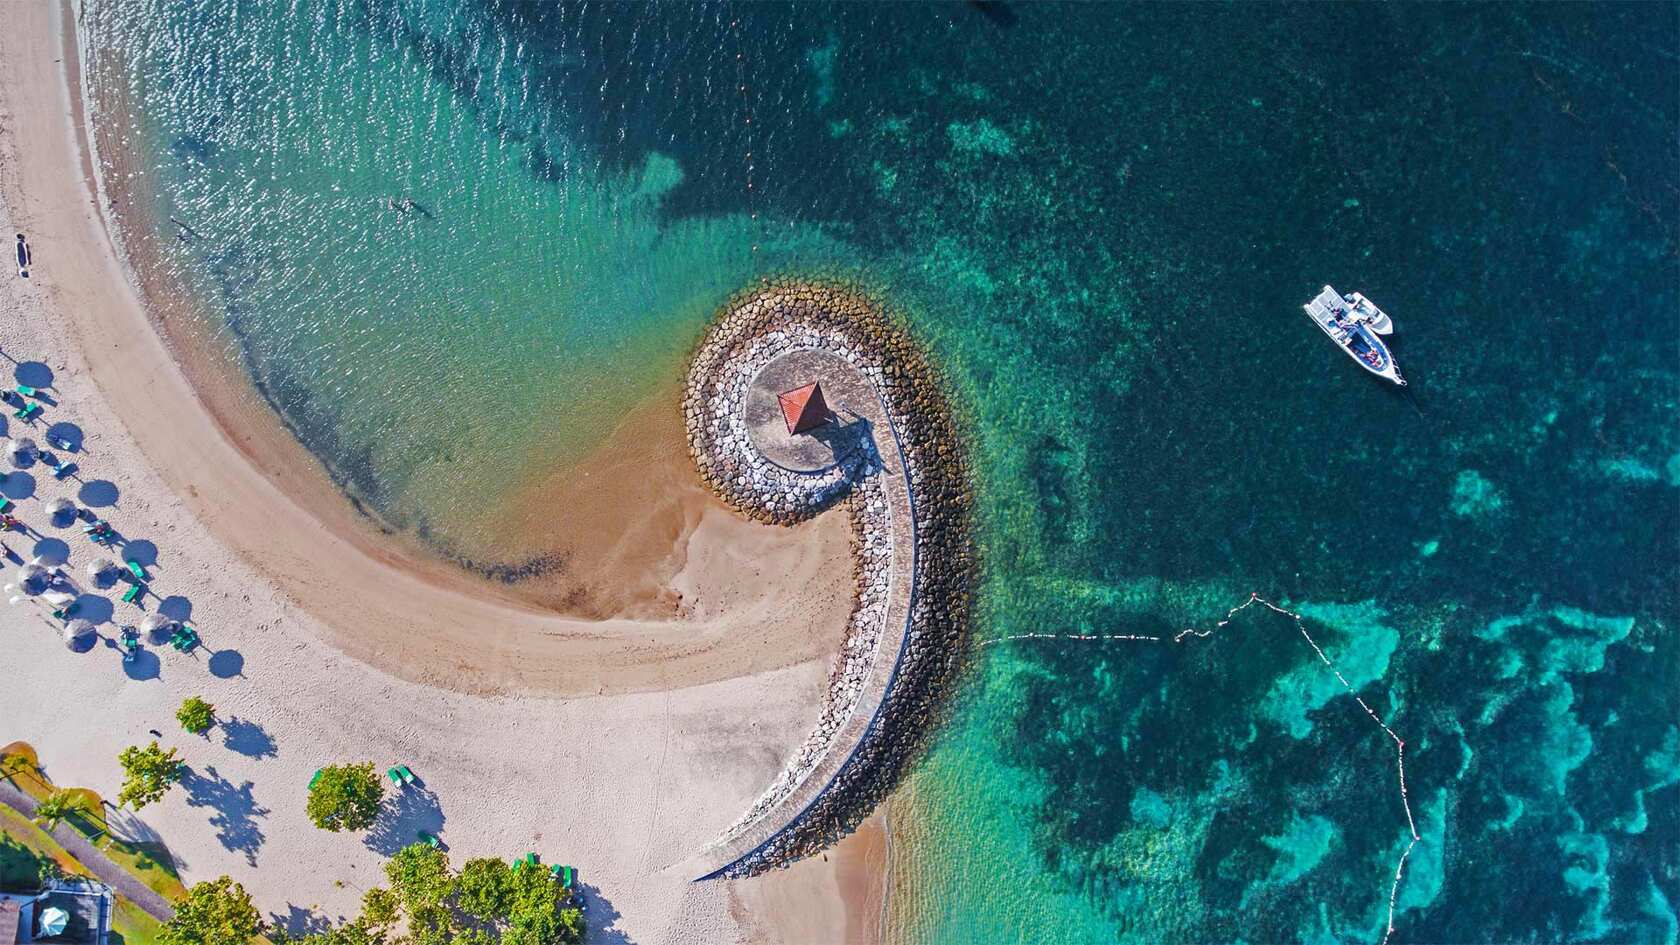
(0, 2), (881, 941)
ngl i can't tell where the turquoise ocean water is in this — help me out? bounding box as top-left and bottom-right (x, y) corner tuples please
(87, 2), (1677, 941)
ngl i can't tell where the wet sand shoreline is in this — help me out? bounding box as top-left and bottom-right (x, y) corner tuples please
(0, 1), (888, 940)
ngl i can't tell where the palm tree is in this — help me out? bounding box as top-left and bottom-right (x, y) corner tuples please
(32, 789), (90, 833)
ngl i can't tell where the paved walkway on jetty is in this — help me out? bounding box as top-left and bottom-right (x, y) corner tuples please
(692, 346), (919, 877)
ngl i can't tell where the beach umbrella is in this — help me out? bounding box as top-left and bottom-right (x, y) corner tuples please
(41, 589), (74, 609)
(46, 497), (75, 520)
(38, 906), (69, 937)
(6, 436), (36, 467)
(13, 563), (47, 594)
(63, 618), (96, 650)
(86, 557), (120, 585)
(140, 613), (173, 641)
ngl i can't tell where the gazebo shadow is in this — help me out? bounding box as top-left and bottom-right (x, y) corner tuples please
(810, 410), (884, 477)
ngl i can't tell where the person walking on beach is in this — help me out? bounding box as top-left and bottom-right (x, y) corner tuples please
(15, 233), (31, 279)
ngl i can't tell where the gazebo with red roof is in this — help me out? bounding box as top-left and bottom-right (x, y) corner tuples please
(777, 381), (831, 435)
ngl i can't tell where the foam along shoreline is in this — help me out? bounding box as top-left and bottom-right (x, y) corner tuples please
(16, 0), (873, 701)
(683, 282), (974, 877)
(0, 3), (883, 942)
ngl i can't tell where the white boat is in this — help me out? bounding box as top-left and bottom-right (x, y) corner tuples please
(1303, 285), (1405, 386)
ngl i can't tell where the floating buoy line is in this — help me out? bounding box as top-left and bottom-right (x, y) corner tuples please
(981, 592), (1421, 945)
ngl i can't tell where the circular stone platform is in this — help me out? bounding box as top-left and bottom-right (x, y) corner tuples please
(745, 349), (880, 473)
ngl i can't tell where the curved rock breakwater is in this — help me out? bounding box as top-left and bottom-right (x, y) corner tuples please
(682, 279), (974, 878)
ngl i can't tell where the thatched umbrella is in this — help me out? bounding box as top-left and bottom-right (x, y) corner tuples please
(6, 437), (36, 467)
(14, 563), (47, 594)
(62, 618), (96, 651)
(139, 613), (173, 642)
(45, 497), (75, 521)
(86, 557), (120, 586)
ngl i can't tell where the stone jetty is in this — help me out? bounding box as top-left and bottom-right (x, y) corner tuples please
(683, 279), (974, 879)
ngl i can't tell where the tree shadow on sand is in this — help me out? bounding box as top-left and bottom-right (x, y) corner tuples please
(364, 783), (445, 856)
(268, 904), (333, 938)
(575, 883), (633, 945)
(181, 765), (268, 866)
(219, 717), (277, 760)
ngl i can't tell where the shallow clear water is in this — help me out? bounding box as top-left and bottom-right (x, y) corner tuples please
(89, 2), (1678, 941)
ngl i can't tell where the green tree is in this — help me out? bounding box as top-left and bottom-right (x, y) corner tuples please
(305, 763), (385, 832)
(160, 876), (264, 945)
(456, 857), (513, 922)
(117, 741), (184, 810)
(176, 697), (216, 735)
(287, 920), (386, 945)
(505, 860), (584, 945)
(35, 858), (64, 887)
(360, 887), (398, 929)
(384, 842), (454, 909)
(31, 789), (91, 832)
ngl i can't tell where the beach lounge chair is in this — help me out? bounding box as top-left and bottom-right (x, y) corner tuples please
(169, 627), (199, 652)
(387, 767), (404, 787)
(50, 602), (77, 621)
(309, 769), (323, 789)
(0, 499), (12, 514)
(52, 461), (77, 480)
(121, 583), (142, 604)
(418, 830), (441, 848)
(396, 764), (415, 784)
(13, 403), (40, 421)
(15, 386), (36, 398)
(126, 561), (144, 581)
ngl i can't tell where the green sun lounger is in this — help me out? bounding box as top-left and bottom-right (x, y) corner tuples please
(126, 561), (145, 580)
(121, 584), (142, 603)
(387, 767), (404, 786)
(0, 499), (13, 514)
(13, 403), (40, 421)
(309, 769), (323, 789)
(418, 830), (440, 848)
(396, 764), (415, 784)
(15, 385), (36, 398)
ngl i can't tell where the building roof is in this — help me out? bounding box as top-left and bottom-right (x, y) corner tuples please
(30, 881), (110, 945)
(777, 382), (831, 435)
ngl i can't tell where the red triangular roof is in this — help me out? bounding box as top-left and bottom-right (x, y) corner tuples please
(778, 382), (830, 434)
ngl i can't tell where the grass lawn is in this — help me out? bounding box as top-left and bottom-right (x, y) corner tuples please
(0, 804), (85, 888)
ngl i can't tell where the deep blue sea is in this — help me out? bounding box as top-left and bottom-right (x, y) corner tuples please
(87, 2), (1678, 941)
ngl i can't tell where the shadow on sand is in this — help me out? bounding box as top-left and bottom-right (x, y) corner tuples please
(364, 783), (445, 856)
(181, 765), (268, 866)
(219, 717), (277, 760)
(576, 883), (632, 945)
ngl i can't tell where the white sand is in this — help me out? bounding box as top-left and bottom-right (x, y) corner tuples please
(0, 3), (882, 941)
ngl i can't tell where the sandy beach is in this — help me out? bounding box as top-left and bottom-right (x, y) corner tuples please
(0, 1), (885, 940)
